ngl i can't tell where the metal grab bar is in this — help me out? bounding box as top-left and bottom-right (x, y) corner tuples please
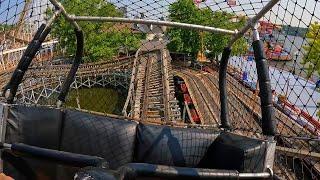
(219, 47), (232, 130)
(2, 10), (61, 104)
(118, 163), (272, 179)
(218, 32), (276, 136)
(57, 29), (84, 107)
(48, 0), (237, 35)
(1, 143), (106, 168)
(252, 39), (276, 136)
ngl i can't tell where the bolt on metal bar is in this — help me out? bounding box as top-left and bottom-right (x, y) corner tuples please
(48, 0), (81, 31)
(71, 16), (237, 35)
(252, 23), (260, 41)
(44, 9), (62, 32)
(228, 0), (280, 47)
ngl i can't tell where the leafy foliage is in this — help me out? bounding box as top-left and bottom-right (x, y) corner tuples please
(50, 0), (143, 62)
(302, 22), (320, 77)
(0, 24), (13, 30)
(301, 22), (320, 118)
(167, 0), (248, 58)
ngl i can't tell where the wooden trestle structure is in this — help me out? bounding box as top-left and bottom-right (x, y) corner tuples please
(123, 40), (181, 122)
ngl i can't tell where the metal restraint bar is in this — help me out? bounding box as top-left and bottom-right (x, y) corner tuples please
(119, 163), (273, 179)
(2, 9), (62, 104)
(47, 0), (84, 108)
(219, 0), (280, 136)
(0, 103), (8, 172)
(219, 47), (232, 129)
(49, 0), (237, 35)
(48, 0), (81, 31)
(71, 16), (237, 35)
(0, 143), (105, 168)
(251, 24), (276, 136)
(57, 29), (84, 107)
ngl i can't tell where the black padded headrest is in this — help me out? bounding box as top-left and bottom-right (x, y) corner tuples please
(197, 132), (267, 172)
(134, 123), (220, 167)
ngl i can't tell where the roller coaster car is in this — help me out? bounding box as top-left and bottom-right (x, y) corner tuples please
(0, 104), (275, 180)
(0, 1), (277, 178)
(0, 31), (276, 180)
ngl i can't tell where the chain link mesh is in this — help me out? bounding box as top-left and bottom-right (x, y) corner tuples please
(1, 0), (320, 179)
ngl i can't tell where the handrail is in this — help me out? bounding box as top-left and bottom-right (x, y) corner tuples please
(0, 40), (58, 55)
(57, 29), (84, 106)
(1, 143), (105, 167)
(161, 49), (171, 122)
(219, 47), (232, 129)
(48, 0), (237, 35)
(119, 163), (272, 179)
(2, 10), (61, 104)
(219, 33), (276, 136)
(122, 48), (141, 116)
(218, 0), (280, 136)
(252, 39), (276, 136)
(71, 16), (237, 35)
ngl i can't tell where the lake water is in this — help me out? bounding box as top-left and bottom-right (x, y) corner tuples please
(268, 33), (319, 82)
(65, 87), (127, 115)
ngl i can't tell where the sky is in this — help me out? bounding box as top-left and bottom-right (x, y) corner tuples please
(0, 0), (25, 24)
(0, 0), (319, 27)
(0, 0), (50, 26)
(109, 0), (320, 27)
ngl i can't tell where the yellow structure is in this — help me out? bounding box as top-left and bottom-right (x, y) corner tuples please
(197, 32), (210, 63)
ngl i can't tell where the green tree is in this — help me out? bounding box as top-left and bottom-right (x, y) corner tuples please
(0, 24), (13, 30)
(302, 22), (320, 77)
(167, 0), (248, 58)
(302, 22), (320, 118)
(167, 0), (201, 56)
(50, 0), (143, 62)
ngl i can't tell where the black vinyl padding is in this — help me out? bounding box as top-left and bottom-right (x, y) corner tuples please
(252, 40), (276, 136)
(135, 123), (219, 167)
(60, 110), (138, 169)
(197, 132), (266, 173)
(6, 105), (63, 150)
(219, 47), (232, 129)
(4, 105), (64, 180)
(4, 105), (269, 179)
